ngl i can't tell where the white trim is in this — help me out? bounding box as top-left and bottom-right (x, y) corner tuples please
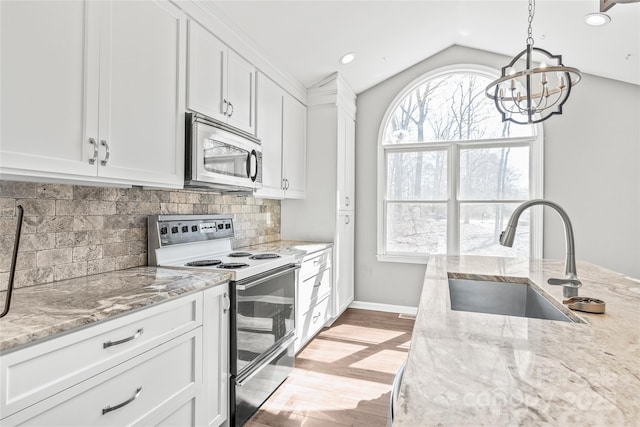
(349, 301), (418, 316)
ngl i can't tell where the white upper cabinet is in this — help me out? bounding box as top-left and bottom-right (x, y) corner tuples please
(187, 20), (256, 135)
(0, 0), (185, 188)
(255, 73), (306, 199)
(337, 110), (355, 211)
(282, 95), (307, 199)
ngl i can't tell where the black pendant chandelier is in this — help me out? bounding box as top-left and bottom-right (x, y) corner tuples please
(485, 0), (582, 124)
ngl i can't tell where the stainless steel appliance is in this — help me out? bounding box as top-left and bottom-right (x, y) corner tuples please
(148, 214), (297, 426)
(185, 112), (262, 193)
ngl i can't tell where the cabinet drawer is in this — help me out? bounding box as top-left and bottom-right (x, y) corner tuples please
(299, 248), (332, 281)
(3, 329), (200, 427)
(298, 295), (331, 349)
(298, 267), (332, 316)
(1, 293), (202, 417)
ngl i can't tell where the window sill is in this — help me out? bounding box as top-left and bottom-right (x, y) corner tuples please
(376, 254), (430, 264)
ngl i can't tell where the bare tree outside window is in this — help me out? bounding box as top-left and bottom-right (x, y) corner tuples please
(381, 71), (537, 258)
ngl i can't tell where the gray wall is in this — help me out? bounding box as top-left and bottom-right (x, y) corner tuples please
(354, 45), (640, 308)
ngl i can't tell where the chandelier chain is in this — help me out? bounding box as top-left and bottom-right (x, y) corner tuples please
(527, 0), (535, 46)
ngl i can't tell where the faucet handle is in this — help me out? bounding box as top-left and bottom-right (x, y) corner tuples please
(547, 277), (582, 288)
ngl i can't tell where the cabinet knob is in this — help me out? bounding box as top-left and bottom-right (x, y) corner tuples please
(88, 138), (98, 165)
(100, 140), (110, 166)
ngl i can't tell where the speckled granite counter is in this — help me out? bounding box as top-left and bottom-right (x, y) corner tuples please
(395, 255), (640, 426)
(241, 240), (332, 260)
(0, 267), (230, 353)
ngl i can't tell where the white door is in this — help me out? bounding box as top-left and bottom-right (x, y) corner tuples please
(337, 109), (355, 211)
(255, 73), (284, 198)
(202, 285), (229, 427)
(335, 212), (355, 317)
(282, 95), (306, 198)
(186, 20), (226, 123)
(97, 0), (185, 187)
(0, 0), (97, 178)
(225, 51), (256, 135)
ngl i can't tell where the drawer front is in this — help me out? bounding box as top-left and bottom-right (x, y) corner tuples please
(299, 248), (332, 281)
(4, 329), (201, 427)
(298, 267), (332, 316)
(1, 293), (202, 417)
(298, 295), (331, 350)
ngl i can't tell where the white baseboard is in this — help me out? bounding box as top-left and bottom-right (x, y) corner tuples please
(348, 300), (418, 316)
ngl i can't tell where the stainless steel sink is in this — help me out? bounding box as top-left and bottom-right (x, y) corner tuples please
(448, 278), (577, 322)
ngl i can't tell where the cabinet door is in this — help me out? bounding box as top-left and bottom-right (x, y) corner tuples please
(202, 285), (230, 427)
(226, 50), (256, 135)
(0, 0), (98, 178)
(337, 109), (355, 211)
(334, 213), (354, 317)
(254, 73), (284, 198)
(97, 0), (185, 187)
(186, 20), (226, 123)
(282, 95), (307, 199)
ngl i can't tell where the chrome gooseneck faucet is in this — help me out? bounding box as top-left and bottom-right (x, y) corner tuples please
(499, 199), (581, 297)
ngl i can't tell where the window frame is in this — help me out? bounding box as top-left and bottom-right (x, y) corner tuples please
(376, 65), (544, 264)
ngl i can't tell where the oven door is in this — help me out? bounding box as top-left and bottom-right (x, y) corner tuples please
(231, 264), (298, 376)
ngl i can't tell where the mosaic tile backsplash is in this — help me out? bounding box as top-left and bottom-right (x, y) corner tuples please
(0, 181), (280, 289)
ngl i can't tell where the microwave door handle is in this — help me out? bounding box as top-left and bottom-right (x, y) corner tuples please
(249, 149), (258, 182)
(245, 151), (252, 179)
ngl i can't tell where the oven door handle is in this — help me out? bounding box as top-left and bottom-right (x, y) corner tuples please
(236, 333), (296, 387)
(234, 264), (300, 291)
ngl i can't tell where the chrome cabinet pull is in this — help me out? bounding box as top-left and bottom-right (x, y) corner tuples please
(102, 386), (143, 415)
(103, 328), (143, 349)
(100, 140), (110, 166)
(88, 138), (99, 165)
(345, 196), (350, 207)
(345, 215), (350, 225)
(223, 292), (230, 314)
(228, 101), (234, 117)
(223, 99), (228, 116)
(312, 312), (321, 322)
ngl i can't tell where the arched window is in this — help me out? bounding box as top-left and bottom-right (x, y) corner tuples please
(377, 65), (543, 262)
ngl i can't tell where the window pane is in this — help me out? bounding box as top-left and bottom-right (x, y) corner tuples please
(459, 146), (529, 200)
(386, 150), (447, 200)
(386, 203), (447, 254)
(459, 203), (530, 257)
(382, 73), (535, 145)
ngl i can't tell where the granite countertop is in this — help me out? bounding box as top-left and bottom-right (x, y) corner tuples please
(0, 267), (230, 354)
(395, 255), (640, 426)
(240, 240), (333, 260)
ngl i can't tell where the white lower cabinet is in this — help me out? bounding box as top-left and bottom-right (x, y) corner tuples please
(295, 247), (332, 352)
(202, 285), (230, 427)
(0, 284), (230, 427)
(3, 330), (201, 426)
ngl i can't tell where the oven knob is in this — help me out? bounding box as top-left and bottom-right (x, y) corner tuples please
(182, 225), (189, 233)
(191, 225), (198, 232)
(217, 224), (224, 230)
(160, 227), (168, 235)
(171, 226), (179, 234)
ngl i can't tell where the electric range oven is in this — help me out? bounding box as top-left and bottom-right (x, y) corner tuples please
(148, 214), (298, 426)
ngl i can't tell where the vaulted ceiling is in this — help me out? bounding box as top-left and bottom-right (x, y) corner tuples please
(204, 0), (640, 94)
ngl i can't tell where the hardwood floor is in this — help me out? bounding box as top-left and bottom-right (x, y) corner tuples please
(246, 308), (415, 426)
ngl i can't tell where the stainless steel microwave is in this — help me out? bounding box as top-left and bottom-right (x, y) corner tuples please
(185, 112), (262, 193)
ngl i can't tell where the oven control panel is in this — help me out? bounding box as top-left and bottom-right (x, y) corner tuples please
(151, 216), (234, 247)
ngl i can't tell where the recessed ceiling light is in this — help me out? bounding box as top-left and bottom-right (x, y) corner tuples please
(585, 13), (611, 26)
(339, 52), (356, 65)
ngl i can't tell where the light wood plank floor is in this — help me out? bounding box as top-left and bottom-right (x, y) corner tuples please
(246, 308), (415, 426)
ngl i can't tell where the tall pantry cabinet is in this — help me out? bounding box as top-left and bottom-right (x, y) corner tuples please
(281, 73), (356, 321)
